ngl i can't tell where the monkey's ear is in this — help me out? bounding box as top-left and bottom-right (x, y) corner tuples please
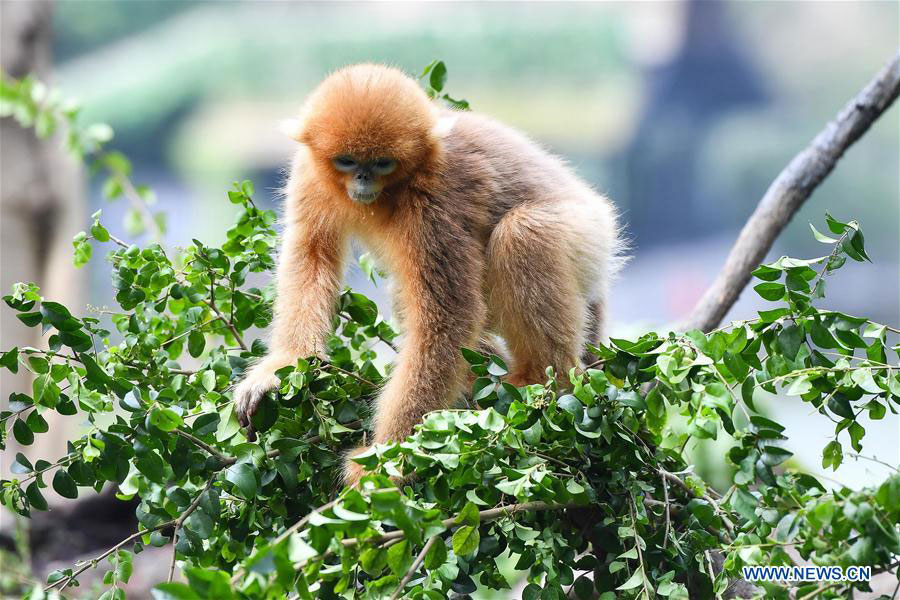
(278, 118), (305, 142)
(431, 114), (458, 139)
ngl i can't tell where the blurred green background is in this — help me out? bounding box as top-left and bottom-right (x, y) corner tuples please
(32, 0), (900, 491)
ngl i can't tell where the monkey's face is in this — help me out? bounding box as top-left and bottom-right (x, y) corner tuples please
(331, 155), (397, 205)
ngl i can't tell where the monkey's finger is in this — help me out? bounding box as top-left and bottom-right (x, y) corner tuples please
(245, 388), (263, 419)
(235, 396), (249, 427)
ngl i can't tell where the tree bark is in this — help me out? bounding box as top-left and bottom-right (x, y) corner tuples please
(682, 50), (900, 333)
(1, 1), (87, 470)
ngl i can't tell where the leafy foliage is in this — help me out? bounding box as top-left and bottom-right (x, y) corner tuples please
(1, 70), (898, 600)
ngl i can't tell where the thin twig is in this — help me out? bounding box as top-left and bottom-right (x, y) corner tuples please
(628, 498), (654, 599)
(107, 233), (130, 249)
(658, 469), (735, 539)
(118, 171), (165, 244)
(46, 519), (176, 591)
(173, 429), (230, 463)
(324, 364), (378, 388)
(203, 296), (248, 352)
(294, 500), (577, 571)
(229, 496), (345, 585)
(661, 473), (671, 550)
(161, 318), (216, 348)
(390, 536), (437, 600)
(168, 476), (216, 582)
(847, 452), (900, 473)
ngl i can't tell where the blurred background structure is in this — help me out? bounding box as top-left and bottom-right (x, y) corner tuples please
(1, 0), (898, 594)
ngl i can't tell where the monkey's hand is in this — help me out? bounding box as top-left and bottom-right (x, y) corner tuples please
(233, 357), (286, 436)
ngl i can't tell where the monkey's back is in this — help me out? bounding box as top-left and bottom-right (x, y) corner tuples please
(440, 110), (622, 301)
(441, 111), (613, 226)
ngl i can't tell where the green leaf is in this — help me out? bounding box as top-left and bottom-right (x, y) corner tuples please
(188, 330), (205, 358)
(785, 375), (812, 396)
(751, 264), (782, 282)
(186, 511), (214, 538)
(522, 584), (542, 600)
(809, 223), (838, 243)
(774, 513), (799, 542)
(557, 395), (584, 421)
(452, 525), (480, 556)
(753, 282), (785, 301)
(848, 422), (865, 452)
(825, 212), (851, 235)
(91, 221), (110, 242)
(616, 569), (645, 591)
(776, 324), (803, 359)
(455, 501), (480, 527)
(26, 410), (48, 433)
(386, 539), (412, 575)
(13, 418), (34, 445)
(360, 546), (388, 576)
(151, 583), (202, 600)
(761, 446), (793, 466)
(167, 487), (191, 509)
(822, 440), (843, 470)
(428, 61), (447, 92)
(849, 230), (870, 261)
(573, 575), (595, 600)
(225, 463), (257, 499)
(332, 503), (370, 522)
(11, 452), (33, 473)
(424, 538), (448, 569)
(53, 469), (79, 499)
(216, 404), (240, 442)
(26, 482), (48, 511)
(730, 488), (758, 521)
(149, 407), (183, 432)
(200, 370), (216, 392)
(0, 347), (18, 372)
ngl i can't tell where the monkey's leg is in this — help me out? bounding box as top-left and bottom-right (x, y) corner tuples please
(486, 206), (587, 387)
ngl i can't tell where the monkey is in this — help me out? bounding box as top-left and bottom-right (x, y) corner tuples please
(233, 64), (623, 486)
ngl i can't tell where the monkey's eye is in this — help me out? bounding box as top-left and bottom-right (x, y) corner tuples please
(333, 156), (357, 172)
(372, 158), (397, 175)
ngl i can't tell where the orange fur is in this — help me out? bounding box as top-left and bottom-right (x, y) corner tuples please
(233, 64), (624, 487)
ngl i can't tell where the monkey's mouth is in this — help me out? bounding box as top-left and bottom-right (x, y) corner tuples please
(348, 188), (380, 205)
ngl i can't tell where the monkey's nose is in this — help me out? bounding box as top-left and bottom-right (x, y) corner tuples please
(355, 172), (371, 182)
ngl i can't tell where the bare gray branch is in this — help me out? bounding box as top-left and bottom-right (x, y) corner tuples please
(684, 50), (900, 333)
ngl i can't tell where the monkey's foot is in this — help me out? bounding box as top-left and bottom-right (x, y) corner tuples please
(343, 447), (370, 488)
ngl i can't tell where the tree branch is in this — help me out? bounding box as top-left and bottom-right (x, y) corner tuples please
(390, 535), (437, 600)
(287, 500), (577, 574)
(168, 476), (216, 582)
(45, 519), (175, 592)
(683, 50), (900, 333)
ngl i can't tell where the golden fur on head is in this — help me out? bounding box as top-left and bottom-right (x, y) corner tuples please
(296, 64), (440, 185)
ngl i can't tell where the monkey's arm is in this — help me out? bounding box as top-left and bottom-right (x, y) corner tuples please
(234, 211), (345, 425)
(345, 215), (485, 482)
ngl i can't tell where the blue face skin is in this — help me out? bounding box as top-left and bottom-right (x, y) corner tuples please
(332, 156), (398, 205)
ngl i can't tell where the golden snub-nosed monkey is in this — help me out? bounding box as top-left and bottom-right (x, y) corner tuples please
(234, 64), (624, 486)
